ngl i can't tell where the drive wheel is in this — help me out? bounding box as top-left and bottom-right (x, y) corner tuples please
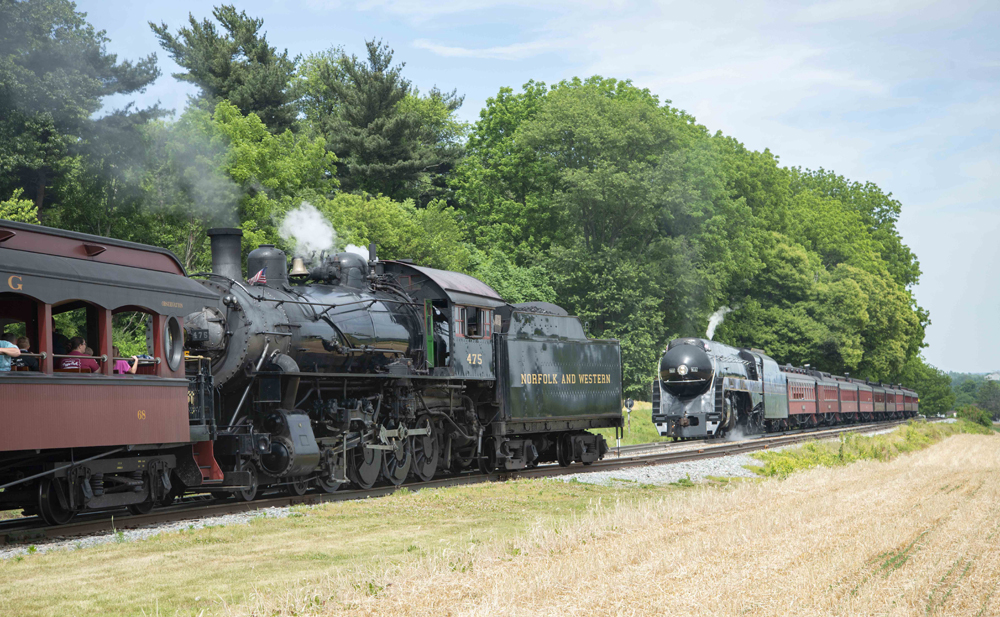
(382, 439), (412, 486)
(556, 435), (573, 467)
(284, 477), (309, 497)
(316, 474), (344, 493)
(234, 461), (259, 502)
(348, 445), (382, 490)
(37, 478), (75, 526)
(411, 416), (440, 482)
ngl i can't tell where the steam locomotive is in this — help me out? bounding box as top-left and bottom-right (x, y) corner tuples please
(652, 337), (918, 440)
(0, 221), (622, 524)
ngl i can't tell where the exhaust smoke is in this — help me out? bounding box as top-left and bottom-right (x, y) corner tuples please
(706, 306), (733, 340)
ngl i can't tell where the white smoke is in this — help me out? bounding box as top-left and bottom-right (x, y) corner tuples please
(705, 306), (733, 340)
(279, 202), (336, 258)
(344, 244), (369, 259)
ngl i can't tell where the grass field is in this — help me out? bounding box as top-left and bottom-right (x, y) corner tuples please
(594, 400), (670, 446)
(2, 421), (996, 616)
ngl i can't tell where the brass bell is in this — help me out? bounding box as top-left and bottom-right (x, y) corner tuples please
(289, 256), (309, 277)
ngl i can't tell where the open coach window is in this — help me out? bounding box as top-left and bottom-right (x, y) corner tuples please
(0, 290), (42, 372)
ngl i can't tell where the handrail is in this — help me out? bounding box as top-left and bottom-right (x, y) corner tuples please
(52, 353), (109, 362)
(49, 354), (162, 365)
(113, 356), (161, 364)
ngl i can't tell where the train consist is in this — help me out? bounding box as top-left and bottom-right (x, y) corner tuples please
(0, 220), (622, 524)
(652, 337), (918, 440)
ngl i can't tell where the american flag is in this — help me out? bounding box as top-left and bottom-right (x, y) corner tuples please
(248, 267), (267, 285)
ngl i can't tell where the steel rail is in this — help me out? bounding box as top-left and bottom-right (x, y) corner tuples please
(0, 419), (915, 545)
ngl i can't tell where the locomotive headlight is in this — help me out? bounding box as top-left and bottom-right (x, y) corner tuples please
(676, 364), (689, 377)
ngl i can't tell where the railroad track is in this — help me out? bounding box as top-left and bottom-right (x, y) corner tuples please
(609, 418), (912, 457)
(0, 418), (913, 546)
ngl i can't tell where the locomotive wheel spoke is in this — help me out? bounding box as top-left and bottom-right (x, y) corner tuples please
(234, 461), (259, 502)
(411, 416), (440, 482)
(316, 475), (344, 493)
(381, 439), (412, 486)
(284, 476), (309, 497)
(348, 446), (382, 490)
(37, 477), (75, 526)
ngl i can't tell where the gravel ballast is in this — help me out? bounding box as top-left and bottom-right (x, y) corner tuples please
(556, 452), (762, 487)
(0, 506), (292, 560)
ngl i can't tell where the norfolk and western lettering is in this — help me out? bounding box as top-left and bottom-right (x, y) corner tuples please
(519, 373), (612, 385)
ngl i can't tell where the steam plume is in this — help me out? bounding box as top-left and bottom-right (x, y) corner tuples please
(706, 306), (733, 340)
(279, 202), (336, 258)
(344, 244), (369, 258)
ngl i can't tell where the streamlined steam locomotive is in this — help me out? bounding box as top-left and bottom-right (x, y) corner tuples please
(0, 220), (622, 524)
(652, 337), (918, 440)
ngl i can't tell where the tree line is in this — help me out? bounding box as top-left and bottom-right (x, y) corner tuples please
(0, 1), (952, 409)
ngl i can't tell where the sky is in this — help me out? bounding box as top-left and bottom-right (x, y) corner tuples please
(80, 0), (1000, 373)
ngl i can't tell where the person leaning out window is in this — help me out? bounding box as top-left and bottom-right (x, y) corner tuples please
(0, 333), (21, 372)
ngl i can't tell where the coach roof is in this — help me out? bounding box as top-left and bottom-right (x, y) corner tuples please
(0, 219), (188, 275)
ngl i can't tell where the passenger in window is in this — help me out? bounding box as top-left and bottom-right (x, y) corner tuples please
(14, 337), (38, 371)
(52, 320), (70, 356)
(59, 337), (99, 373)
(112, 345), (138, 375)
(0, 333), (21, 372)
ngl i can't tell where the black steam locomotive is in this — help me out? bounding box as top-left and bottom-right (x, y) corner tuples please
(0, 220), (621, 524)
(183, 229), (623, 498)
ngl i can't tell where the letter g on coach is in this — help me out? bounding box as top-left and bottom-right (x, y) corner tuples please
(7, 275), (22, 291)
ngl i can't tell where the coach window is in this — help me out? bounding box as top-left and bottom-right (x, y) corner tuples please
(112, 309), (155, 375)
(0, 291), (44, 372)
(52, 300), (107, 374)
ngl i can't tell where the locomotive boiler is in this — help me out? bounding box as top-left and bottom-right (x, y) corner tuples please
(651, 337), (919, 440)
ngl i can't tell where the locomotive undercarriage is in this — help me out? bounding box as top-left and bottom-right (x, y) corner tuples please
(208, 377), (611, 502)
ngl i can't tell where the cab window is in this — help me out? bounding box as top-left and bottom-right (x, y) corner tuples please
(461, 307), (491, 339)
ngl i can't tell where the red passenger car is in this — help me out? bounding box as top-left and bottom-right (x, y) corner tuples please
(0, 221), (223, 524)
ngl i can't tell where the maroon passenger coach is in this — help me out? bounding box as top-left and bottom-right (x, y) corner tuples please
(0, 221), (232, 524)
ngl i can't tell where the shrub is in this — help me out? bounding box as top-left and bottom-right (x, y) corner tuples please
(956, 405), (993, 428)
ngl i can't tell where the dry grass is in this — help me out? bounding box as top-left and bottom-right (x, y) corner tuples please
(237, 433), (1000, 616)
(0, 479), (665, 616)
(4, 428), (998, 616)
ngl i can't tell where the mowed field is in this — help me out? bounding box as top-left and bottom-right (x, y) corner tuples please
(2, 427), (999, 616)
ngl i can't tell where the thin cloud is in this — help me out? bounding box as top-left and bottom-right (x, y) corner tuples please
(413, 38), (568, 60)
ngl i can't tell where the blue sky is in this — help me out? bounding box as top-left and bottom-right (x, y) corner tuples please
(81, 0), (1000, 373)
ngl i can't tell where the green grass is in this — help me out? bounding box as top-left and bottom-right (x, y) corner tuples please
(594, 401), (675, 446)
(747, 420), (994, 478)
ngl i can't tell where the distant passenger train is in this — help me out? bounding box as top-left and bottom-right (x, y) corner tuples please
(651, 337), (918, 439)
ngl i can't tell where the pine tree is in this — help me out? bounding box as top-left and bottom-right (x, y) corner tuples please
(320, 40), (465, 202)
(0, 0), (161, 217)
(151, 5), (297, 133)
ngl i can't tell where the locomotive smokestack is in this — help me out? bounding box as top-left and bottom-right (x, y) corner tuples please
(208, 228), (243, 281)
(368, 242), (377, 262)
